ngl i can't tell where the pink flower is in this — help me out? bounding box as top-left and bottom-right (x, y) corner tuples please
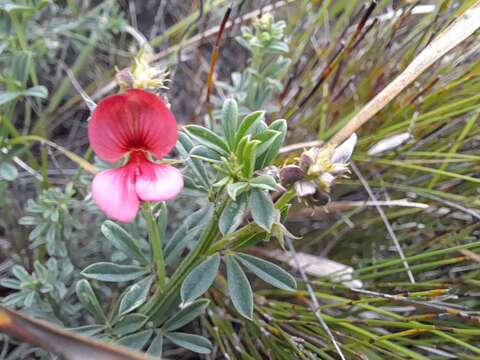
(88, 89), (183, 223)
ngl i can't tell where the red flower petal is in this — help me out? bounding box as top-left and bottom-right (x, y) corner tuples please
(92, 165), (140, 223)
(88, 89), (177, 163)
(135, 162), (184, 202)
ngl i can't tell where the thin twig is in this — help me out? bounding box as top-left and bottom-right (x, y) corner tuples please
(284, 236), (347, 360)
(279, 139), (324, 154)
(351, 163), (416, 284)
(61, 63), (96, 111)
(329, 1), (480, 145)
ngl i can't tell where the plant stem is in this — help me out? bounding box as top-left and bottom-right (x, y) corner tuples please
(142, 199), (227, 322)
(142, 203), (166, 288)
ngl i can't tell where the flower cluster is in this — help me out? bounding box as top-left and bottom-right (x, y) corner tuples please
(280, 134), (357, 205)
(88, 89), (183, 223)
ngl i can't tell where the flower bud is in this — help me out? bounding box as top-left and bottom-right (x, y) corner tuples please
(279, 165), (305, 186)
(299, 147), (319, 171)
(331, 133), (357, 164)
(311, 189), (330, 206)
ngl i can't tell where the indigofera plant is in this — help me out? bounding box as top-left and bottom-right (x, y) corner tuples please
(73, 74), (356, 356)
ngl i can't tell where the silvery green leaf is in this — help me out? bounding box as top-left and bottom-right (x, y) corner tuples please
(185, 125), (230, 155)
(75, 279), (107, 324)
(221, 98), (238, 147)
(227, 182), (248, 201)
(249, 189), (275, 232)
(225, 255), (253, 319)
(253, 129), (282, 157)
(81, 262), (147, 282)
(147, 332), (163, 356)
(118, 276), (152, 315)
(241, 138), (260, 178)
(177, 133), (210, 188)
(165, 332), (213, 354)
(331, 133), (357, 164)
(101, 221), (148, 265)
(190, 145), (222, 163)
(181, 254), (220, 303)
(219, 195), (247, 235)
(235, 253), (296, 291)
(112, 314), (148, 337)
(234, 111), (265, 150)
(256, 119), (287, 169)
(0, 162), (18, 181)
(117, 329), (153, 350)
(163, 299), (210, 331)
(250, 175), (278, 191)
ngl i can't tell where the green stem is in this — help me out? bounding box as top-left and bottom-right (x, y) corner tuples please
(142, 199), (227, 322)
(142, 203), (166, 288)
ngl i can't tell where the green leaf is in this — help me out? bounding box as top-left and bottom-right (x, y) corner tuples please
(219, 196), (247, 235)
(266, 40), (289, 54)
(242, 138), (260, 178)
(185, 125), (230, 155)
(75, 280), (107, 324)
(221, 98), (238, 147)
(236, 253), (297, 291)
(165, 204), (214, 266)
(147, 332), (163, 356)
(0, 86), (48, 105)
(118, 276), (152, 315)
(181, 254), (220, 303)
(264, 57), (291, 78)
(81, 262), (147, 282)
(163, 299), (210, 331)
(177, 133), (210, 189)
(101, 221), (148, 265)
(249, 189), (275, 232)
(256, 119), (287, 169)
(0, 162), (18, 181)
(250, 175), (278, 191)
(190, 145), (222, 163)
(253, 129), (281, 157)
(112, 314), (148, 337)
(225, 256), (253, 319)
(24, 85), (48, 99)
(227, 182), (248, 201)
(234, 111), (265, 150)
(117, 329), (153, 350)
(165, 332), (213, 354)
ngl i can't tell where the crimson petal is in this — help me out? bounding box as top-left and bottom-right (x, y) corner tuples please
(88, 89), (177, 163)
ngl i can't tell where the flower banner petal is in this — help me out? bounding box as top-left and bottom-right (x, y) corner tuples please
(135, 162), (183, 202)
(88, 89), (177, 163)
(92, 166), (140, 223)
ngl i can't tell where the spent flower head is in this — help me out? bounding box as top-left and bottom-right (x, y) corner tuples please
(117, 50), (169, 92)
(280, 133), (357, 205)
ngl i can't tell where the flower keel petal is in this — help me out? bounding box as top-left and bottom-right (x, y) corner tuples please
(135, 163), (183, 202)
(92, 166), (140, 223)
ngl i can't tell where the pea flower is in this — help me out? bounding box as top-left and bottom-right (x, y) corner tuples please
(88, 89), (183, 223)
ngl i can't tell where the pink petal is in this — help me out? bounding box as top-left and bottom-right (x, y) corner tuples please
(88, 89), (178, 163)
(135, 162), (183, 202)
(92, 166), (140, 223)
